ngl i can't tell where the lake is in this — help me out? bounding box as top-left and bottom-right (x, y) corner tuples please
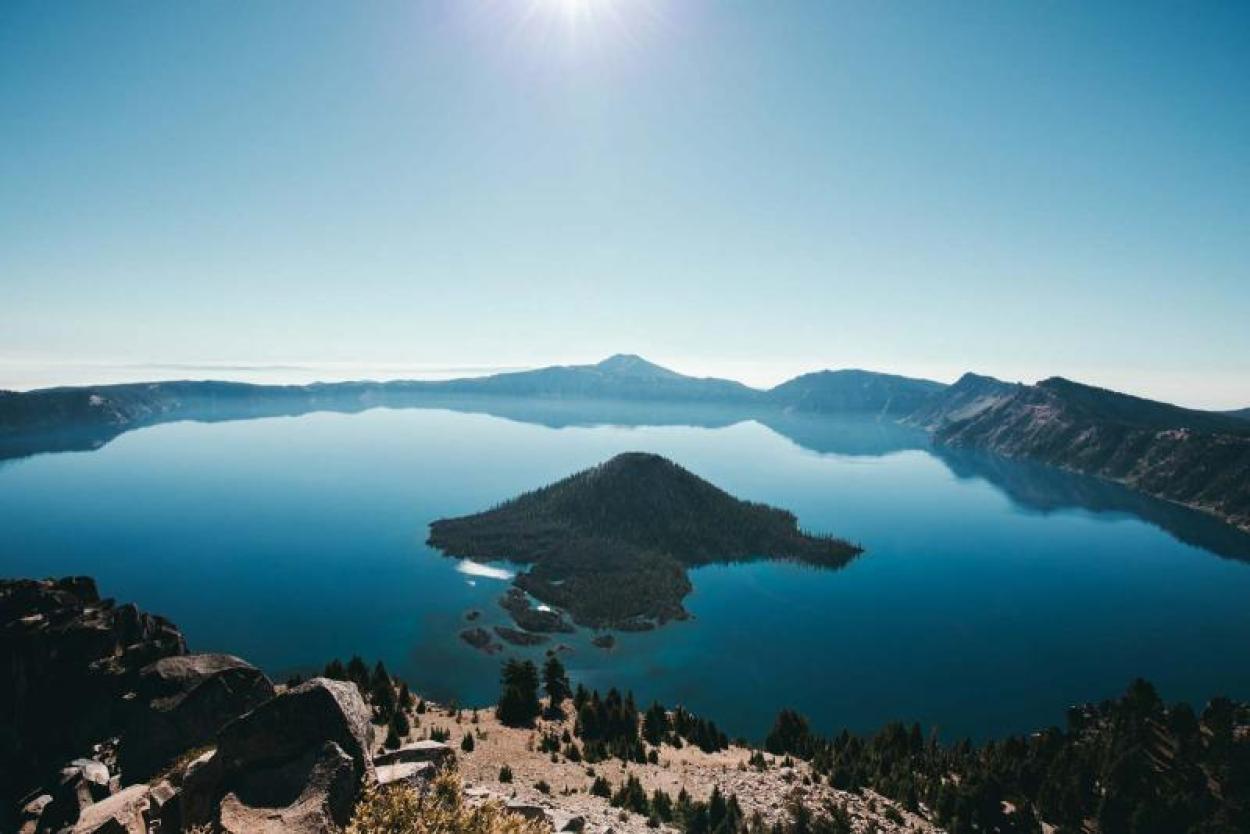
(3, 399), (1250, 742)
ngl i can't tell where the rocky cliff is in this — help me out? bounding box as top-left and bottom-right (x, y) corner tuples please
(919, 376), (1250, 532)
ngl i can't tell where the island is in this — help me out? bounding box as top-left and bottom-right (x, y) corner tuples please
(428, 452), (862, 629)
(458, 627), (501, 654)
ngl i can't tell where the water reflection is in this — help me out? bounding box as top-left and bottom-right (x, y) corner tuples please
(3, 392), (1249, 563)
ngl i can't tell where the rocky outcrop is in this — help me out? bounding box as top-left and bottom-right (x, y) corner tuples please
(120, 653), (275, 782)
(373, 741), (454, 790)
(1, 579), (389, 833)
(0, 578), (185, 811)
(183, 678), (375, 834)
(374, 740), (454, 769)
(27, 759), (117, 833)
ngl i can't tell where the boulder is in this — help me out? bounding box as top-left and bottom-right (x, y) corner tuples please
(183, 678), (375, 833)
(373, 740), (454, 769)
(35, 759), (116, 831)
(375, 760), (435, 789)
(216, 678), (373, 781)
(144, 780), (181, 833)
(120, 653), (275, 781)
(179, 750), (223, 827)
(71, 783), (151, 834)
(505, 800), (552, 824)
(68, 759), (112, 798)
(17, 794), (51, 834)
(217, 742), (357, 834)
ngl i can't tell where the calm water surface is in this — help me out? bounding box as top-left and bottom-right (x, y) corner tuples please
(2, 404), (1249, 741)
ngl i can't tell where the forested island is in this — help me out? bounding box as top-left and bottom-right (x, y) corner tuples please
(428, 452), (861, 629)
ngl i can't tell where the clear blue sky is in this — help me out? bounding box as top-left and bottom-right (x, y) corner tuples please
(2, 1), (1247, 407)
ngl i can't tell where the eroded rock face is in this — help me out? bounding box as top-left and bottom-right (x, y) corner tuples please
(184, 678), (376, 834)
(0, 578), (185, 817)
(120, 653), (275, 782)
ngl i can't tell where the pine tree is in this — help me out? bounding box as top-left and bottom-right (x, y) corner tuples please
(544, 655), (572, 711)
(497, 659), (541, 727)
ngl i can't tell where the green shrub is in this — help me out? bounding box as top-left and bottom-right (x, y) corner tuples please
(347, 769), (547, 834)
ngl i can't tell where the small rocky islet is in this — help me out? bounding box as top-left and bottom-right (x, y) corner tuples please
(429, 452), (862, 633)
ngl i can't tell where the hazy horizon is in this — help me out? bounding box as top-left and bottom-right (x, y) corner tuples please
(3, 2), (1248, 408)
(3, 353), (1247, 413)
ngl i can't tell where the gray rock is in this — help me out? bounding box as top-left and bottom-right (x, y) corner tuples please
(179, 749), (223, 827)
(183, 679), (374, 832)
(216, 678), (374, 783)
(68, 759), (111, 794)
(120, 652), (275, 781)
(17, 793), (51, 834)
(373, 740), (454, 768)
(216, 741), (357, 834)
(37, 760), (114, 831)
(376, 760), (435, 788)
(144, 779), (181, 833)
(71, 783), (151, 834)
(505, 801), (552, 824)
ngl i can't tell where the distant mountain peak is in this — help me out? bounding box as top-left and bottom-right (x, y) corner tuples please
(593, 354), (682, 379)
(952, 371), (1010, 387)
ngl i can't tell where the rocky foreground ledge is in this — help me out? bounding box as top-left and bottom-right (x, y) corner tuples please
(0, 577), (381, 833)
(1, 578), (929, 834)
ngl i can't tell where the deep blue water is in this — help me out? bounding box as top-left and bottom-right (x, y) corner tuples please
(3, 403), (1250, 742)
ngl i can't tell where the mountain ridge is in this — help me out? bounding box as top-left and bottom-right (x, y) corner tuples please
(3, 355), (1247, 533)
(921, 374), (1250, 532)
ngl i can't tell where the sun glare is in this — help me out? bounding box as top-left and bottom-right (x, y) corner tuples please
(506, 0), (660, 53)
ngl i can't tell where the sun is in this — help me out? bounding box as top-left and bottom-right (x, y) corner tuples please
(520, 0), (649, 46)
(476, 0), (662, 58)
(532, 0), (616, 30)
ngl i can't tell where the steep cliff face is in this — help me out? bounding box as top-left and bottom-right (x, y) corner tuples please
(903, 372), (1021, 430)
(927, 378), (1250, 532)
